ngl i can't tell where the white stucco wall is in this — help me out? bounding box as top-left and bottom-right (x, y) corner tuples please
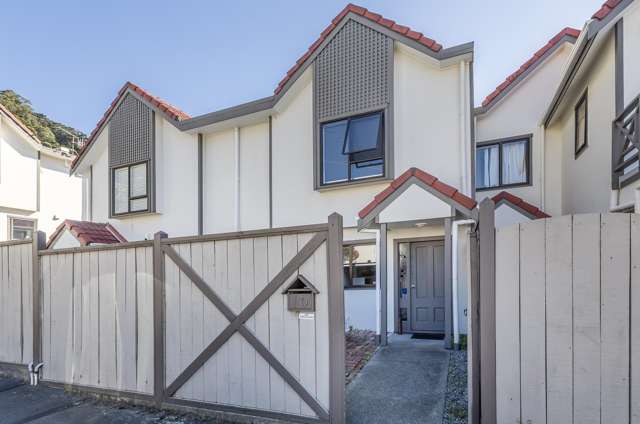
(39, 154), (82, 237)
(475, 42), (573, 213)
(344, 289), (377, 331)
(545, 33), (615, 215)
(0, 118), (38, 212)
(50, 228), (81, 249)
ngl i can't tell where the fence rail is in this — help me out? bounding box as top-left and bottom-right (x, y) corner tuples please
(0, 217), (345, 424)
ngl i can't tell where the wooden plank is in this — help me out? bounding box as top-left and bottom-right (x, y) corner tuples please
(572, 214), (601, 424)
(98, 250), (117, 389)
(115, 248), (126, 390)
(282, 234), (301, 415)
(0, 246), (7, 362)
(600, 213), (630, 423)
(494, 224), (520, 424)
(201, 241), (218, 403)
(268, 235), (285, 412)
(240, 238), (257, 408)
(22, 244), (33, 365)
(177, 243), (194, 399)
(8, 245), (22, 363)
(119, 248), (137, 391)
(545, 216), (573, 424)
(298, 232), (317, 417)
(214, 240), (230, 404)
(139, 246), (154, 394)
(227, 239), (243, 405)
(253, 237), (271, 410)
(31, 232), (45, 364)
(72, 252), (82, 384)
(631, 214), (640, 424)
(314, 236), (329, 411)
(190, 242), (205, 401)
(519, 219), (546, 423)
(41, 254), (51, 379)
(79, 253), (93, 386)
(164, 241), (181, 389)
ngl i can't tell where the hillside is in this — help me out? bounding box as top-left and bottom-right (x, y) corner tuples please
(0, 90), (85, 153)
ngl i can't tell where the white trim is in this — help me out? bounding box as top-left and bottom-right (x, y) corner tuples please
(234, 126), (240, 231)
(452, 219), (474, 346)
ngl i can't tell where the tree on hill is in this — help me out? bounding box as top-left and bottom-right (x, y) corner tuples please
(0, 90), (85, 152)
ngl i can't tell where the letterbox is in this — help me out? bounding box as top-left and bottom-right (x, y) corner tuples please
(282, 274), (319, 312)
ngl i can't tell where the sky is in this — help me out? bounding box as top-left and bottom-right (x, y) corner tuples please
(0, 0), (604, 134)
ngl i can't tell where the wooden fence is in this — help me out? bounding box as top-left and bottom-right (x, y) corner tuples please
(495, 213), (640, 424)
(0, 240), (34, 366)
(20, 214), (345, 424)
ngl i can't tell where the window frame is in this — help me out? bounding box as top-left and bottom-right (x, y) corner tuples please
(574, 89), (588, 158)
(8, 216), (36, 241)
(110, 160), (150, 217)
(475, 134), (532, 191)
(343, 240), (377, 290)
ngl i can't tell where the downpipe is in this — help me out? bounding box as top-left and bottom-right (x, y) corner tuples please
(28, 362), (44, 386)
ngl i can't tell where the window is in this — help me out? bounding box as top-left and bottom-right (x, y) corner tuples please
(112, 162), (149, 215)
(9, 218), (35, 240)
(476, 136), (531, 190)
(343, 243), (376, 289)
(575, 90), (588, 157)
(321, 111), (384, 185)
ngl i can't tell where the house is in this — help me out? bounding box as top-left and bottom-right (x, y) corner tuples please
(47, 219), (127, 249)
(0, 103), (82, 241)
(69, 4), (476, 346)
(475, 0), (640, 225)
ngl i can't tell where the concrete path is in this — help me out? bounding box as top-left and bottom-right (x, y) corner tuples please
(346, 334), (450, 424)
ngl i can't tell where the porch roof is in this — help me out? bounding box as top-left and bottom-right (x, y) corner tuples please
(357, 167), (477, 229)
(47, 219), (128, 248)
(492, 191), (550, 220)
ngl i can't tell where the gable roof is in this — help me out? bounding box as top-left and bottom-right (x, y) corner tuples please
(274, 3), (444, 96)
(477, 27), (580, 113)
(492, 191), (550, 219)
(593, 0), (625, 20)
(70, 81), (190, 173)
(47, 219), (127, 248)
(358, 167), (477, 228)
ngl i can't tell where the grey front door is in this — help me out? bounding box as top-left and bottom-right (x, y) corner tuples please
(410, 241), (445, 333)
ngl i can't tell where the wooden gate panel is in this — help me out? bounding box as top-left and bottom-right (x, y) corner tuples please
(631, 215), (640, 423)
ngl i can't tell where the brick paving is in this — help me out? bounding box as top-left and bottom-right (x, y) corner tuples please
(345, 329), (378, 384)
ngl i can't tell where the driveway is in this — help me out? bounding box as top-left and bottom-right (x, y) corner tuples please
(346, 334), (450, 424)
(0, 377), (214, 424)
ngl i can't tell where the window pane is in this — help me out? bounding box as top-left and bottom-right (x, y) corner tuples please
(130, 163), (147, 197)
(130, 197), (148, 212)
(343, 244), (376, 288)
(476, 145), (499, 188)
(343, 113), (381, 154)
(351, 162), (383, 180)
(11, 219), (34, 240)
(576, 100), (586, 151)
(502, 140), (527, 185)
(114, 167), (129, 214)
(322, 120), (349, 183)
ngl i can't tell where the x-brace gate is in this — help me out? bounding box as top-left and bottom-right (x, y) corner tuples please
(152, 216), (345, 423)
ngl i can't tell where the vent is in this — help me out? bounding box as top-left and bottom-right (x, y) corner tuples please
(315, 19), (392, 121)
(109, 93), (153, 167)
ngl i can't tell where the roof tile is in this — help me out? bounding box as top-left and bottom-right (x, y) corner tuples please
(491, 191), (550, 219)
(480, 27), (580, 108)
(47, 220), (128, 248)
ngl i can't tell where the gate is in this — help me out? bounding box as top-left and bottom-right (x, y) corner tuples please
(33, 214), (345, 424)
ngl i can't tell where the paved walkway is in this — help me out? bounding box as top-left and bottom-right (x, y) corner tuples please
(346, 334), (450, 424)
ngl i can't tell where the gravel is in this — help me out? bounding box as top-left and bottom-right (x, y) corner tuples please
(442, 349), (468, 424)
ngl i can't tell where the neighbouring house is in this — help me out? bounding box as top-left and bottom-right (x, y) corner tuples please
(0, 103), (82, 241)
(475, 0), (640, 225)
(69, 4), (475, 346)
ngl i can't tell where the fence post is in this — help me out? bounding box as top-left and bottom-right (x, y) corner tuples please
(478, 198), (496, 423)
(468, 229), (481, 424)
(153, 231), (168, 406)
(327, 213), (345, 424)
(31, 231), (46, 364)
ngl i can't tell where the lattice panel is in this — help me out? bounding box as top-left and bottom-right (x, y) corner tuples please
(109, 93), (153, 167)
(315, 19), (391, 121)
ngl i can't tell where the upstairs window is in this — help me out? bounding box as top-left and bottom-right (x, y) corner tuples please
(575, 90), (588, 157)
(476, 136), (530, 190)
(321, 111), (384, 185)
(112, 162), (149, 215)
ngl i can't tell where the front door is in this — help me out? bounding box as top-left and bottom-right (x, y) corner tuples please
(409, 241), (445, 333)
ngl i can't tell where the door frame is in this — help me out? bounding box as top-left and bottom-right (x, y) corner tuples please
(393, 236), (445, 335)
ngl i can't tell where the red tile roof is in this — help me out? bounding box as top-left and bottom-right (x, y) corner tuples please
(593, 0), (623, 20)
(481, 27), (580, 108)
(358, 167), (477, 219)
(71, 81), (190, 169)
(274, 3), (443, 95)
(47, 220), (127, 248)
(492, 191), (550, 219)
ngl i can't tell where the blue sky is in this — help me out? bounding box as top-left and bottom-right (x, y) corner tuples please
(1, 0), (603, 134)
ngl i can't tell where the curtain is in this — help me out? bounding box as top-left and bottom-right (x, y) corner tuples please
(476, 145), (499, 188)
(502, 140), (527, 185)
